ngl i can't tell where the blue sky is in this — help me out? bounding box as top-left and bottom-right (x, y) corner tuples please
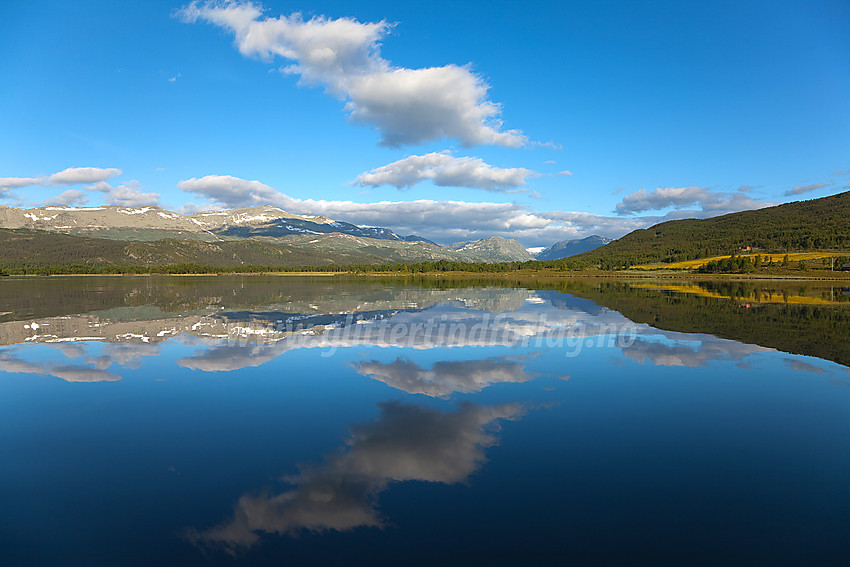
(1, 0), (848, 246)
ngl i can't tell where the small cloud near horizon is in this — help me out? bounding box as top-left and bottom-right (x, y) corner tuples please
(615, 185), (775, 217)
(784, 182), (827, 196)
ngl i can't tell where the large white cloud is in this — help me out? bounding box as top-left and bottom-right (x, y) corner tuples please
(615, 186), (774, 216)
(356, 151), (536, 191)
(177, 2), (526, 148)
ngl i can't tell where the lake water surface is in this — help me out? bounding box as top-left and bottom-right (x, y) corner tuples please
(1, 276), (849, 566)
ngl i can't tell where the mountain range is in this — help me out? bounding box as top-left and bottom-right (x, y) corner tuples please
(0, 204), (430, 242)
(0, 204), (534, 267)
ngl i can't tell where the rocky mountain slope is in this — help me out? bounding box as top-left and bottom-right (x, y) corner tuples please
(449, 236), (534, 262)
(0, 205), (527, 264)
(534, 235), (612, 260)
(0, 204), (432, 242)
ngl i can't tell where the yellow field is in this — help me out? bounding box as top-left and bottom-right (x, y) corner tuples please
(631, 283), (846, 305)
(632, 252), (850, 270)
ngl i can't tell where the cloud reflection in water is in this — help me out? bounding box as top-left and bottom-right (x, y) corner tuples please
(187, 401), (525, 552)
(620, 335), (771, 368)
(353, 356), (537, 397)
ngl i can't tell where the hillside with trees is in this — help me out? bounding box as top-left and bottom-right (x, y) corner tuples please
(576, 191), (850, 268)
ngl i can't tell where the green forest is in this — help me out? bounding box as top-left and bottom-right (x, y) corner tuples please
(575, 191), (850, 267)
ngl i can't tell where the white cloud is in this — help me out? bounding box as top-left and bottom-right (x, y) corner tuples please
(557, 170), (573, 176)
(42, 189), (89, 206)
(2, 168), (122, 194)
(177, 2), (526, 148)
(47, 167), (122, 185)
(355, 152), (536, 191)
(88, 180), (161, 207)
(344, 65), (526, 148)
(104, 184), (161, 207)
(785, 182), (828, 196)
(177, 202), (220, 215)
(615, 186), (774, 216)
(0, 177), (43, 192)
(178, 175), (280, 207)
(615, 186), (708, 214)
(2, 167), (132, 205)
(87, 182), (159, 206)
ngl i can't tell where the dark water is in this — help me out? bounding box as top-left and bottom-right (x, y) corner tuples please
(1, 276), (849, 566)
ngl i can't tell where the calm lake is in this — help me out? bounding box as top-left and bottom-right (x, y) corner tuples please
(2, 276), (849, 566)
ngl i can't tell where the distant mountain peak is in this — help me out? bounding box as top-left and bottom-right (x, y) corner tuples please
(450, 236), (534, 261)
(535, 235), (612, 260)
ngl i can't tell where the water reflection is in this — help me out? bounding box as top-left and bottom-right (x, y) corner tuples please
(0, 347), (120, 382)
(784, 358), (828, 374)
(353, 356), (537, 397)
(621, 333), (771, 367)
(2, 276), (850, 565)
(5, 277), (848, 384)
(0, 341), (162, 382)
(3, 277), (847, 368)
(187, 401), (525, 552)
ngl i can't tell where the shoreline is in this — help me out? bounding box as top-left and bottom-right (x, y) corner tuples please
(2, 270), (849, 281)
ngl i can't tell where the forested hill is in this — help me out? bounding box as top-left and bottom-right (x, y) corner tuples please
(577, 191), (850, 267)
